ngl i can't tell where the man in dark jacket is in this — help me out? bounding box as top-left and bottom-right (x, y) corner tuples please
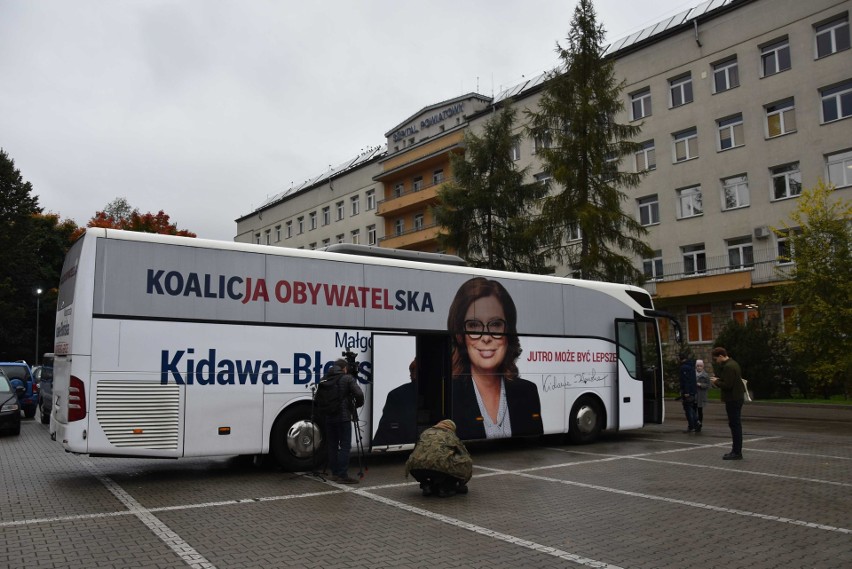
(321, 359), (364, 483)
(678, 353), (699, 433)
(710, 346), (745, 460)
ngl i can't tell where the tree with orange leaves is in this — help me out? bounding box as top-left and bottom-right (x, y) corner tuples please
(84, 197), (196, 237)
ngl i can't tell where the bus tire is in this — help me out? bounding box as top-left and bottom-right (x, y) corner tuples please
(568, 396), (604, 444)
(270, 405), (325, 472)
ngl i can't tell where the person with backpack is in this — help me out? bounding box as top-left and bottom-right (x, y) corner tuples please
(315, 358), (364, 483)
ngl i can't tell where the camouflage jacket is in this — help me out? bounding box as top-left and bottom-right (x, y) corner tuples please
(405, 426), (472, 482)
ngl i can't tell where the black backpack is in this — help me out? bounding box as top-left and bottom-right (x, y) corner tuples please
(314, 376), (342, 418)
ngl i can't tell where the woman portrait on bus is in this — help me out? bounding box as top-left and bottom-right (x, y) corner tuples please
(447, 277), (543, 440)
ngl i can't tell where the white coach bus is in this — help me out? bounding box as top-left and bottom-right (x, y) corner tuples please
(50, 229), (680, 470)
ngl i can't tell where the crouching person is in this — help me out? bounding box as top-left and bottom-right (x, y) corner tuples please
(405, 419), (472, 497)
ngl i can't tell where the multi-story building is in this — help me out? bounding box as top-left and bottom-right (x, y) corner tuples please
(235, 0), (851, 359)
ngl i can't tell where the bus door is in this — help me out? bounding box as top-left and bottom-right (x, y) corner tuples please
(615, 318), (663, 429)
(615, 319), (644, 430)
(415, 334), (452, 435)
(369, 333), (451, 448)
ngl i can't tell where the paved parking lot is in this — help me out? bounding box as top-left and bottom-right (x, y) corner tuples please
(2, 401), (850, 569)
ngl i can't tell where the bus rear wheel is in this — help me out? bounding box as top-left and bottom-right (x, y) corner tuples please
(568, 396), (603, 444)
(270, 406), (325, 471)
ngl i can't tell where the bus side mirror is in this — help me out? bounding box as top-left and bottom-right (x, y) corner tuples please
(672, 323), (683, 345)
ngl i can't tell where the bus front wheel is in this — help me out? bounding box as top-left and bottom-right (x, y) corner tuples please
(270, 406), (325, 471)
(568, 396), (603, 444)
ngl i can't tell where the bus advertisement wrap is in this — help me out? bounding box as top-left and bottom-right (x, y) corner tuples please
(52, 230), (669, 469)
(93, 237), (628, 339)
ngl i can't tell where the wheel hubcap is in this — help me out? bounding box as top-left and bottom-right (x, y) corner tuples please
(576, 405), (597, 434)
(286, 420), (321, 458)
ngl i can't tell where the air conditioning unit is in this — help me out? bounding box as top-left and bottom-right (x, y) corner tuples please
(754, 226), (771, 239)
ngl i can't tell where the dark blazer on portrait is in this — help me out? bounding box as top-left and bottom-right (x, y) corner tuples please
(371, 382), (417, 446)
(451, 375), (543, 441)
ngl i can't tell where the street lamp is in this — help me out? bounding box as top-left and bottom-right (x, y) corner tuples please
(35, 288), (43, 365)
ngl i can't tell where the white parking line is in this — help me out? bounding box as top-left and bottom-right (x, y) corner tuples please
(82, 460), (218, 569)
(474, 455), (852, 535)
(355, 489), (624, 569)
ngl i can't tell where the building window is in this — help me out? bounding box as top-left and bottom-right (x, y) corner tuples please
(686, 304), (713, 343)
(731, 301), (759, 324)
(820, 80), (852, 123)
(727, 237), (754, 270)
(413, 176), (423, 191)
(297, 216), (304, 234)
(309, 211), (317, 231)
(534, 172), (552, 184)
(635, 140), (656, 171)
(815, 15), (850, 59)
(761, 38), (791, 77)
(776, 229), (799, 264)
(336, 233), (345, 244)
(254, 233), (260, 244)
(432, 169), (444, 186)
(309, 242), (316, 250)
(638, 195), (659, 226)
(643, 250), (663, 280)
(677, 186), (703, 219)
(669, 74), (693, 108)
(351, 195), (360, 216)
(510, 141), (521, 161)
(765, 98), (796, 137)
(721, 175), (749, 210)
(631, 88), (652, 120)
(534, 130), (553, 152)
(781, 305), (797, 334)
(827, 149), (852, 188)
(682, 244), (706, 275)
(351, 229), (360, 245)
(322, 238), (330, 247)
(275, 225), (281, 242)
(394, 218), (404, 236)
(322, 206), (330, 226)
(673, 127), (698, 162)
(770, 163), (802, 200)
(567, 223), (582, 241)
(712, 57), (739, 93)
(285, 221), (292, 239)
(367, 224), (376, 246)
(366, 189), (376, 210)
(336, 201), (344, 221)
(393, 183), (404, 198)
(264, 229), (271, 245)
(717, 114), (744, 150)
(414, 213), (424, 231)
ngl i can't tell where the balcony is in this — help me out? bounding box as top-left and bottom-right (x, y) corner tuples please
(379, 222), (441, 250)
(642, 248), (793, 298)
(377, 179), (447, 216)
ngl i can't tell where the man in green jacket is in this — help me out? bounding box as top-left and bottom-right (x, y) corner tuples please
(710, 346), (745, 460)
(405, 419), (472, 497)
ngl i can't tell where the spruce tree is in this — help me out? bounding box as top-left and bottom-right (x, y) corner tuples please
(526, 0), (652, 283)
(434, 105), (549, 273)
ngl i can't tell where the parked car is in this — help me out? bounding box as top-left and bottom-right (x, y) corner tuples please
(0, 369), (22, 436)
(0, 361), (37, 419)
(33, 363), (54, 424)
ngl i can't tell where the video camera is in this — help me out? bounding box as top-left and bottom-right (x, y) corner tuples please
(342, 350), (358, 372)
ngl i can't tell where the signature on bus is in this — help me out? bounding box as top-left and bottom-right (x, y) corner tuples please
(541, 371), (608, 392)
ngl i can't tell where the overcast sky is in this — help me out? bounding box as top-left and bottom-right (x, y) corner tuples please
(1, 0), (695, 241)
